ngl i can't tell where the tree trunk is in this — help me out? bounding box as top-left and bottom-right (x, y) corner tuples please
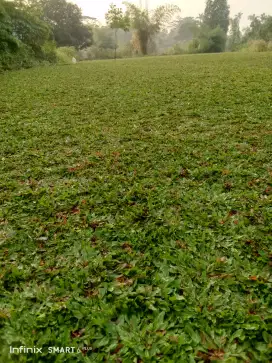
(114, 28), (117, 60)
(132, 31), (148, 55)
(138, 30), (149, 55)
(140, 41), (148, 55)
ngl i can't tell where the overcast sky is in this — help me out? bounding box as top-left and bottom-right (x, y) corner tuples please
(73, 0), (272, 28)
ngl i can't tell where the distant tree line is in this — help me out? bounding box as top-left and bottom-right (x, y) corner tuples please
(84, 0), (272, 59)
(1, 0), (272, 71)
(158, 0), (272, 54)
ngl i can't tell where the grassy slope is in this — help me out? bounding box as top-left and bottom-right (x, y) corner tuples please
(0, 53), (272, 362)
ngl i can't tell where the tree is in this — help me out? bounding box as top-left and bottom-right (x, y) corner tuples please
(0, 0), (19, 52)
(1, 0), (51, 54)
(38, 0), (93, 49)
(227, 12), (242, 51)
(105, 4), (129, 59)
(9, 1), (51, 53)
(192, 0), (230, 53)
(198, 25), (226, 53)
(94, 26), (115, 50)
(173, 17), (200, 43)
(260, 15), (272, 41)
(203, 0), (230, 34)
(243, 14), (272, 42)
(123, 2), (180, 55)
(0, 0), (56, 70)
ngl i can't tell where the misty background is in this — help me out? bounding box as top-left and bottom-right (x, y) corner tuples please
(74, 0), (272, 28)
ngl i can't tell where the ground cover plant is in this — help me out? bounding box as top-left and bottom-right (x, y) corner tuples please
(0, 52), (272, 362)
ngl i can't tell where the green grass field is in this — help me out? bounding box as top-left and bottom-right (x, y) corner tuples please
(0, 53), (272, 362)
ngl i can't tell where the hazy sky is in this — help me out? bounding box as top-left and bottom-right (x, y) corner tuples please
(73, 0), (272, 28)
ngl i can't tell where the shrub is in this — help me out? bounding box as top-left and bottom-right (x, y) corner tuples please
(78, 42), (136, 61)
(240, 40), (269, 53)
(248, 40), (268, 52)
(116, 43), (133, 58)
(41, 41), (57, 63)
(0, 43), (38, 71)
(198, 26), (227, 53)
(77, 48), (88, 61)
(188, 39), (200, 54)
(77, 45), (115, 60)
(166, 43), (186, 55)
(56, 46), (77, 64)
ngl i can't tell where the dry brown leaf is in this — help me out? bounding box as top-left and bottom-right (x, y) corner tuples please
(180, 168), (189, 177)
(216, 257), (227, 263)
(115, 276), (134, 286)
(122, 242), (133, 253)
(71, 206), (80, 214)
(71, 328), (85, 338)
(176, 240), (186, 249)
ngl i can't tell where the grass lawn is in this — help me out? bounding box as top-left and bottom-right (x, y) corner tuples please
(0, 52), (272, 362)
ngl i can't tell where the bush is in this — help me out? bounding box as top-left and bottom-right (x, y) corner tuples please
(0, 43), (38, 71)
(77, 48), (88, 61)
(41, 41), (57, 63)
(198, 27), (227, 53)
(77, 42), (136, 61)
(240, 40), (269, 53)
(188, 39), (200, 54)
(187, 26), (227, 54)
(56, 46), (77, 64)
(248, 40), (268, 52)
(165, 43), (186, 55)
(116, 43), (133, 58)
(77, 45), (115, 60)
(0, 40), (58, 71)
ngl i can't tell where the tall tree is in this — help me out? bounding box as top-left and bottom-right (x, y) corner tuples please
(243, 14), (272, 42)
(0, 0), (18, 52)
(105, 4), (129, 59)
(227, 12), (242, 51)
(94, 26), (116, 50)
(197, 25), (227, 53)
(9, 0), (50, 52)
(1, 0), (50, 52)
(172, 17), (200, 43)
(203, 0), (230, 34)
(38, 0), (93, 49)
(124, 2), (180, 55)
